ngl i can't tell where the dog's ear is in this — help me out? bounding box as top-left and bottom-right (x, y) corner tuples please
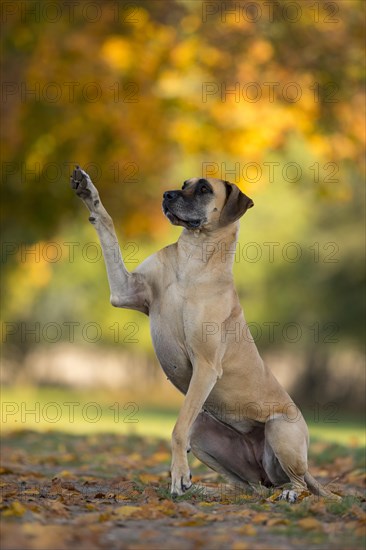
(219, 181), (254, 226)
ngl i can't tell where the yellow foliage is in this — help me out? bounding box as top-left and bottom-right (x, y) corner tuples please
(101, 37), (132, 71)
(248, 40), (274, 63)
(170, 38), (199, 69)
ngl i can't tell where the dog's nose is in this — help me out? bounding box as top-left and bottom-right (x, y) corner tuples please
(164, 190), (179, 201)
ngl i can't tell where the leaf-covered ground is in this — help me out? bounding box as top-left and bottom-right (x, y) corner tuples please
(1, 431), (365, 550)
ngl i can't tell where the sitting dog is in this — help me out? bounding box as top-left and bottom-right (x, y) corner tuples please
(71, 166), (338, 502)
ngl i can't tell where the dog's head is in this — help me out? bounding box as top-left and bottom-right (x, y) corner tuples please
(162, 178), (254, 231)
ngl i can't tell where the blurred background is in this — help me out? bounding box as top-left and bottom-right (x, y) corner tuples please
(1, 0), (365, 445)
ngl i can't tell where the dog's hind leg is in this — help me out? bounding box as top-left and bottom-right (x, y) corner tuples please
(190, 412), (270, 490)
(264, 414), (309, 502)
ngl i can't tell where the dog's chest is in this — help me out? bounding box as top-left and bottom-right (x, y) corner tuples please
(149, 284), (193, 395)
(150, 319), (192, 394)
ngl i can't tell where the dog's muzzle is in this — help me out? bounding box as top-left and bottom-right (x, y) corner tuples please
(162, 191), (202, 229)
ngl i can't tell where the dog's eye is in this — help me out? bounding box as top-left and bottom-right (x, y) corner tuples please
(200, 185), (210, 193)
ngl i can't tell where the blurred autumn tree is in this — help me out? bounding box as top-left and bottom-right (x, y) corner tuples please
(2, 0), (364, 240)
(1, 1), (365, 406)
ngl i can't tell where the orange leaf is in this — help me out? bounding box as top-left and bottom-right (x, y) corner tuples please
(267, 517), (291, 527)
(114, 505), (143, 518)
(139, 473), (160, 484)
(236, 525), (257, 536)
(252, 512), (268, 524)
(298, 518), (324, 531)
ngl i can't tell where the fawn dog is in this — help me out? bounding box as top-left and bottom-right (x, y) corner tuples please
(71, 166), (339, 502)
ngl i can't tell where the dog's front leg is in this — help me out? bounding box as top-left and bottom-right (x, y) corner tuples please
(71, 166), (149, 313)
(170, 363), (218, 497)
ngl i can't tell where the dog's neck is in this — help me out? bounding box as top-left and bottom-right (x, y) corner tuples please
(176, 222), (240, 275)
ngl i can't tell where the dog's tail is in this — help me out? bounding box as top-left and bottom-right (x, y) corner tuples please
(304, 471), (341, 501)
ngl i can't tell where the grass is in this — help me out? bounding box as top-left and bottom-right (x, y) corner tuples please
(1, 385), (365, 448)
(1, 428), (364, 550)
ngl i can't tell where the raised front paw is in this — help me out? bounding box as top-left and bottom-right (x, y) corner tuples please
(70, 165), (98, 201)
(170, 464), (192, 497)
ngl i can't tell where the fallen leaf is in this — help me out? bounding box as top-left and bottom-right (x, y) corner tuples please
(346, 470), (366, 484)
(175, 518), (208, 526)
(236, 524), (257, 536)
(297, 517), (324, 531)
(0, 466), (14, 474)
(139, 473), (160, 484)
(142, 486), (159, 501)
(252, 512), (268, 524)
(74, 512), (102, 524)
(46, 499), (69, 517)
(2, 500), (27, 517)
(266, 489), (283, 502)
(231, 542), (249, 550)
(98, 512), (111, 522)
(22, 488), (40, 496)
(1, 483), (18, 497)
(267, 517), (291, 527)
(114, 505), (143, 518)
(115, 493), (132, 501)
(57, 470), (75, 479)
(350, 505), (366, 521)
(149, 451), (170, 463)
(176, 501), (198, 517)
(154, 500), (178, 517)
(308, 498), (327, 515)
(49, 477), (62, 494)
(234, 509), (253, 519)
(297, 490), (311, 502)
